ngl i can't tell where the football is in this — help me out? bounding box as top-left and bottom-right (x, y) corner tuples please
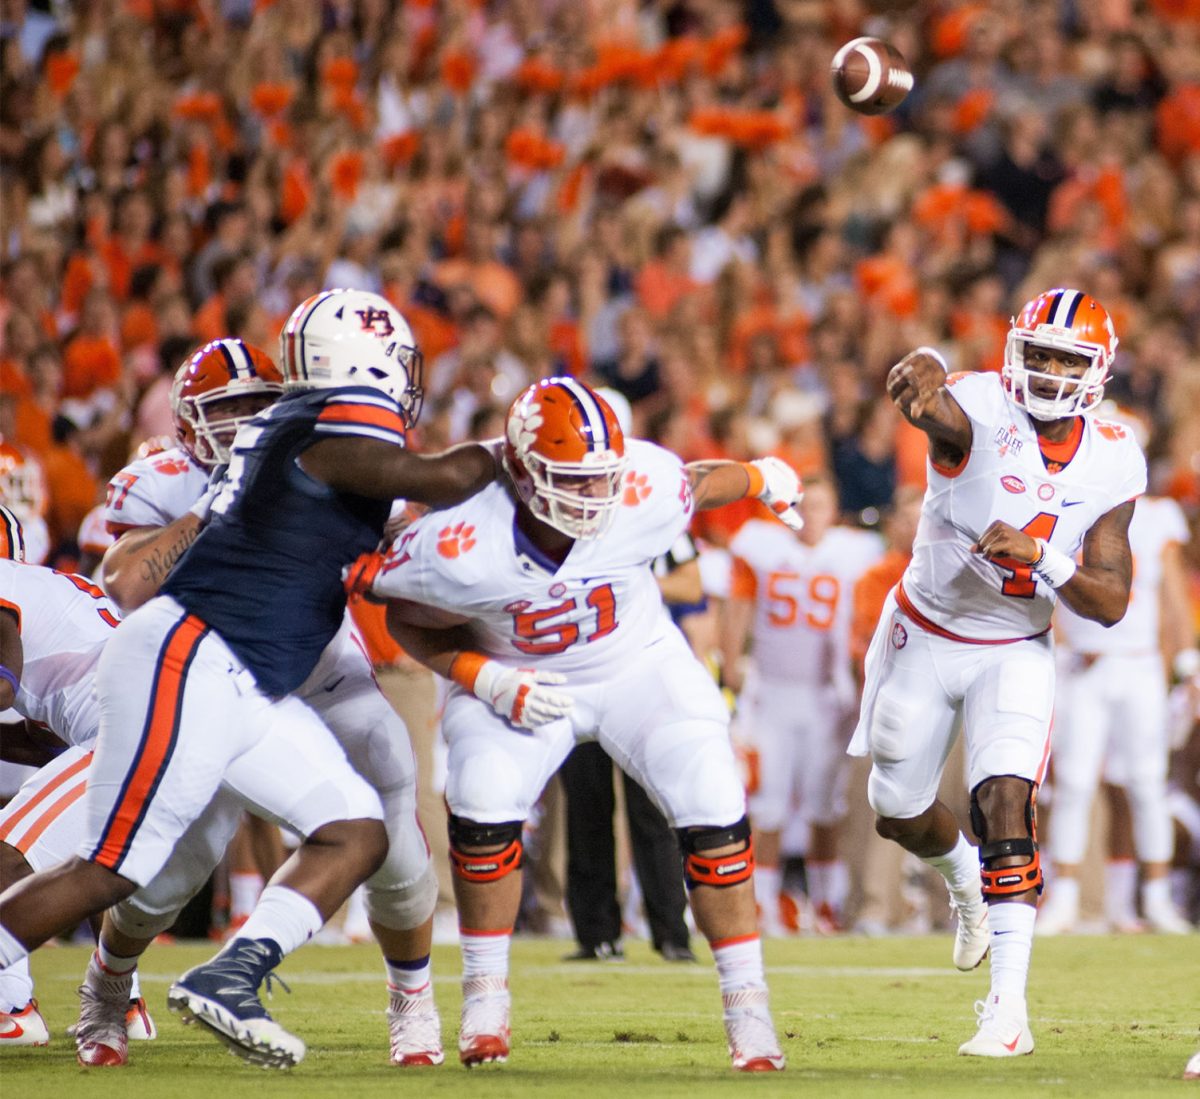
(830, 36), (913, 115)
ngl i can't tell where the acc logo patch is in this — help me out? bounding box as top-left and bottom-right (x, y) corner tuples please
(891, 621), (908, 649)
(503, 599), (531, 615)
(1001, 475), (1026, 494)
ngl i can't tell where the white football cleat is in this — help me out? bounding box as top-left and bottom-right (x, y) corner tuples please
(958, 996), (1034, 1057)
(1034, 888), (1078, 937)
(1184, 1050), (1200, 1080)
(387, 986), (444, 1066)
(1142, 895), (1193, 935)
(949, 894), (990, 970)
(458, 976), (510, 1067)
(0, 1000), (50, 1047)
(722, 986), (786, 1072)
(126, 997), (158, 1041)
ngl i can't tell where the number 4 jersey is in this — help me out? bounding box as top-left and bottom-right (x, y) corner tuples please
(369, 439), (695, 684)
(900, 371), (1146, 642)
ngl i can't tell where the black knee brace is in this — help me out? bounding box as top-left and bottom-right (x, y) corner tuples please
(447, 815), (523, 883)
(676, 816), (755, 890)
(970, 780), (1043, 897)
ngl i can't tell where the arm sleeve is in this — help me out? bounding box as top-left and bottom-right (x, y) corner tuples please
(312, 393), (407, 446)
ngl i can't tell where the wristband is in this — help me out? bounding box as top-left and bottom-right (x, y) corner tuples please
(0, 664), (19, 696)
(449, 652), (489, 693)
(740, 463), (765, 499)
(1030, 539), (1077, 589)
(1173, 648), (1200, 681)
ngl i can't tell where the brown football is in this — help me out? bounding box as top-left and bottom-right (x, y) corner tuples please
(831, 37), (913, 116)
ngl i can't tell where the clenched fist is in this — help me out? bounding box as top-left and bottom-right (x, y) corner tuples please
(971, 520), (1040, 565)
(887, 346), (949, 421)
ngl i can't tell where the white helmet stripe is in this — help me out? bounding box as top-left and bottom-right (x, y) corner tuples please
(1050, 289), (1081, 328)
(557, 377), (609, 451)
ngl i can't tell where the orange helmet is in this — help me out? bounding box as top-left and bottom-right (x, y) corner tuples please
(170, 339), (285, 468)
(1002, 288), (1117, 419)
(0, 503), (25, 561)
(503, 378), (626, 539)
(0, 439), (47, 522)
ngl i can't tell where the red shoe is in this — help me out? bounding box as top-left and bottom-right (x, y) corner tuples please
(458, 976), (510, 1066)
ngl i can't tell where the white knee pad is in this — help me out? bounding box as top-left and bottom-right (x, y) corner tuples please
(866, 764), (930, 821)
(868, 691), (915, 764)
(365, 861), (438, 931)
(109, 895), (183, 941)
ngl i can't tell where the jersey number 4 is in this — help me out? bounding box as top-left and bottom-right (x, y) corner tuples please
(998, 513), (1058, 598)
(512, 584), (618, 656)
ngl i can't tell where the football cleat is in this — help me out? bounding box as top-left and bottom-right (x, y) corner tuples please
(958, 996), (1034, 1057)
(722, 986), (786, 1072)
(1184, 1050), (1200, 1080)
(0, 999), (50, 1047)
(1142, 894), (1193, 935)
(75, 957), (134, 1067)
(167, 939), (305, 1069)
(125, 998), (157, 1041)
(387, 986), (444, 1066)
(458, 975), (510, 1067)
(949, 894), (990, 971)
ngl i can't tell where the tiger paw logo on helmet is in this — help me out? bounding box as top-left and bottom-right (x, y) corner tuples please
(622, 470), (652, 506)
(437, 522), (477, 559)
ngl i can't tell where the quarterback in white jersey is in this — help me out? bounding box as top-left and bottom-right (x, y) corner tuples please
(851, 289), (1146, 1059)
(723, 478), (883, 933)
(1039, 494), (1194, 934)
(0, 505), (156, 1048)
(354, 377), (804, 1073)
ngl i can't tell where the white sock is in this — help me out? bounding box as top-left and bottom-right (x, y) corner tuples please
(1141, 877), (1171, 909)
(923, 833), (981, 903)
(386, 954), (432, 1000)
(231, 885), (323, 955)
(129, 969), (142, 1001)
(754, 865), (782, 914)
(460, 931), (510, 981)
(0, 925), (28, 968)
(1105, 859), (1138, 924)
(807, 860), (848, 916)
(96, 941), (139, 975)
(1047, 876), (1079, 911)
(987, 902), (1036, 1008)
(229, 872), (264, 922)
(712, 934), (765, 996)
(0, 956), (32, 1012)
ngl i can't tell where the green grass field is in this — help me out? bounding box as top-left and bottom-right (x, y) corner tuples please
(3, 934), (1197, 1097)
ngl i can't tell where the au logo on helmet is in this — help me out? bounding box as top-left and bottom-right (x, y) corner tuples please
(356, 307), (395, 338)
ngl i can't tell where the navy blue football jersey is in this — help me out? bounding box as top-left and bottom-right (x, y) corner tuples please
(163, 387), (403, 695)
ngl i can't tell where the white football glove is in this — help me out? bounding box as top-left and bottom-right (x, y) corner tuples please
(473, 659), (574, 730)
(188, 467), (228, 523)
(748, 457), (804, 532)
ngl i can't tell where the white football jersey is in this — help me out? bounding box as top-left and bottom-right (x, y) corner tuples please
(1057, 495), (1188, 655)
(730, 520), (883, 687)
(371, 439), (695, 685)
(0, 561), (119, 746)
(102, 446), (208, 535)
(902, 372), (1147, 641)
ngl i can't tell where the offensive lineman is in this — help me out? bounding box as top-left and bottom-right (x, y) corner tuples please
(350, 377), (805, 1072)
(850, 289), (1145, 1056)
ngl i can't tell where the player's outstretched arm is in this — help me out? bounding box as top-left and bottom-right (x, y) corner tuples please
(687, 457), (804, 531)
(886, 347), (971, 465)
(972, 500), (1135, 627)
(101, 515), (204, 613)
(300, 436), (498, 507)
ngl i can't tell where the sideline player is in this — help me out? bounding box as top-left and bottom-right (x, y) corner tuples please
(1040, 478), (1194, 935)
(722, 476), (882, 933)
(849, 289), (1146, 1057)
(350, 377), (804, 1071)
(0, 291), (499, 1068)
(0, 505), (156, 1047)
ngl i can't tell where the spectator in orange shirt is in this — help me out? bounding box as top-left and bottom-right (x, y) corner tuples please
(40, 414), (100, 551)
(636, 225), (698, 320)
(61, 288), (122, 399)
(193, 254), (258, 344)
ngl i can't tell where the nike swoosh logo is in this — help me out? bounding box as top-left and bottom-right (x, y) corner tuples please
(0, 1019), (25, 1039)
(323, 676), (346, 693)
(1061, 500), (1084, 507)
(1003, 1034), (1021, 1052)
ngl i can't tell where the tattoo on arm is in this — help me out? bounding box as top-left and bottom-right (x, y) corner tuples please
(137, 526), (200, 586)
